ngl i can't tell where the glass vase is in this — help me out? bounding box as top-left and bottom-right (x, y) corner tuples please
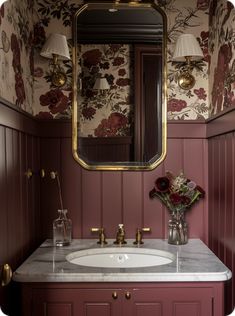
(168, 210), (188, 245)
(53, 209), (72, 246)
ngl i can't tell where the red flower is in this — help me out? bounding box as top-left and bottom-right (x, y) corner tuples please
(109, 112), (128, 128)
(196, 185), (205, 198)
(94, 112), (128, 137)
(155, 177), (170, 193)
(169, 193), (182, 205)
(181, 196), (191, 205)
(167, 98), (187, 112)
(116, 78), (130, 87)
(109, 44), (122, 52)
(39, 89), (69, 114)
(112, 57), (125, 66)
(82, 49), (102, 68)
(118, 69), (126, 76)
(194, 88), (207, 100)
(82, 107), (96, 120)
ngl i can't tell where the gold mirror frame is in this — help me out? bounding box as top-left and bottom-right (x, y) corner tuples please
(72, 2), (167, 171)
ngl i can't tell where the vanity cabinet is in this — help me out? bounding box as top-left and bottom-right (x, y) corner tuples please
(21, 282), (224, 316)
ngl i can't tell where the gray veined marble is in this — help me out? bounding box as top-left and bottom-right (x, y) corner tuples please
(13, 239), (232, 283)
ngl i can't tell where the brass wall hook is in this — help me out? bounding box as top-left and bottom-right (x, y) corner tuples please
(1, 264), (12, 287)
(25, 168), (46, 179)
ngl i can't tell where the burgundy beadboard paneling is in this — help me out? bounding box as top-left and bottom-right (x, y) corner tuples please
(39, 120), (208, 241)
(0, 101), (42, 314)
(207, 109), (235, 314)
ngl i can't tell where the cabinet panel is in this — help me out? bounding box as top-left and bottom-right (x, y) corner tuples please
(46, 303), (72, 316)
(134, 303), (163, 316)
(85, 303), (112, 316)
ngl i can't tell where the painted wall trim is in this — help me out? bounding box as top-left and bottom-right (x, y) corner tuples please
(206, 106), (235, 138)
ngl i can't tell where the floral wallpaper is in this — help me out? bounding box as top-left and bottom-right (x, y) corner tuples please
(0, 0), (35, 113)
(78, 44), (133, 137)
(0, 0), (234, 121)
(208, 0), (235, 115)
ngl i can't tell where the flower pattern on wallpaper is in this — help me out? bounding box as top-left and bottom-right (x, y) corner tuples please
(209, 0), (235, 115)
(166, 0), (209, 120)
(77, 44), (133, 137)
(0, 0), (35, 113)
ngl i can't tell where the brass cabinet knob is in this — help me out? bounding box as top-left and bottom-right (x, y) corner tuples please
(125, 291), (131, 300)
(112, 291), (118, 299)
(25, 168), (33, 179)
(1, 264), (12, 287)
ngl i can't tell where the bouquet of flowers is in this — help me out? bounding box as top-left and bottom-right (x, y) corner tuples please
(149, 171), (205, 214)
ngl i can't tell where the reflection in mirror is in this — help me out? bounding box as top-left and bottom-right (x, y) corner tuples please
(72, 2), (167, 170)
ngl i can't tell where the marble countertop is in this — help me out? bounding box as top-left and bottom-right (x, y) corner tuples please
(13, 239), (232, 283)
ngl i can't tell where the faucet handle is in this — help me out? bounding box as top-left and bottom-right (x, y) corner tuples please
(133, 227), (151, 245)
(91, 227), (108, 245)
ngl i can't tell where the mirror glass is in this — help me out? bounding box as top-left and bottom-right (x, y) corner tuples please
(72, 2), (167, 171)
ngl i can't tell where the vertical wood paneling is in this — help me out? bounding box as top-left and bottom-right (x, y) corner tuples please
(81, 169), (102, 238)
(61, 138), (82, 239)
(183, 139), (207, 241)
(102, 172), (122, 238)
(143, 163), (164, 238)
(122, 172), (143, 238)
(40, 138), (61, 239)
(208, 131), (235, 314)
(0, 126), (8, 264)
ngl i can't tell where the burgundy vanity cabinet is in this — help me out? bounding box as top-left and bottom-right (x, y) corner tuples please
(21, 282), (224, 316)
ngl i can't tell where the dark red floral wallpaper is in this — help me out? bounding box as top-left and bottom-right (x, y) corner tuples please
(77, 44), (132, 137)
(0, 0), (234, 121)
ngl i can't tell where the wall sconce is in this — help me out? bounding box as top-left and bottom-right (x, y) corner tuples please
(0, 0), (7, 6)
(228, 0), (235, 6)
(172, 34), (204, 90)
(93, 76), (110, 95)
(40, 33), (70, 88)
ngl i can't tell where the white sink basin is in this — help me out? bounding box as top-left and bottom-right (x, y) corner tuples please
(66, 247), (174, 268)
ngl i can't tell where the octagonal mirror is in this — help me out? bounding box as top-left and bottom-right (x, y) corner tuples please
(72, 1), (167, 170)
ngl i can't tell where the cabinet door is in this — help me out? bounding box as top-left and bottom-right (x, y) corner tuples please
(31, 288), (122, 316)
(125, 287), (213, 316)
(32, 289), (80, 316)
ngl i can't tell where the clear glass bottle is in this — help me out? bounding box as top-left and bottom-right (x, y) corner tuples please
(53, 209), (72, 246)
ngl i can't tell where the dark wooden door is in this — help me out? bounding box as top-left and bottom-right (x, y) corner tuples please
(134, 45), (162, 162)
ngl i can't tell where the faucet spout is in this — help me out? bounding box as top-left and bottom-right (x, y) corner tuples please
(114, 224), (127, 245)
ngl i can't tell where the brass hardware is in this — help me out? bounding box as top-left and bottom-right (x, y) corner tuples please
(112, 291), (118, 299)
(133, 227), (151, 245)
(1, 264), (12, 287)
(91, 227), (107, 245)
(114, 224), (127, 245)
(50, 171), (58, 179)
(40, 169), (46, 178)
(125, 292), (131, 300)
(177, 71), (195, 90)
(50, 54), (67, 88)
(25, 168), (33, 179)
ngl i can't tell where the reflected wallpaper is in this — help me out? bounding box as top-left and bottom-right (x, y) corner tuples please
(0, 0), (234, 121)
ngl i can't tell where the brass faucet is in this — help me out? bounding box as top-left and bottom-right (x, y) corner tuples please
(91, 227), (107, 245)
(133, 227), (151, 245)
(114, 224), (127, 245)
